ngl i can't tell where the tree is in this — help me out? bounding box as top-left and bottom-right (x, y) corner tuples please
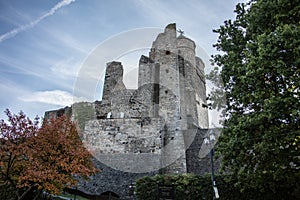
(0, 109), (97, 199)
(0, 109), (39, 199)
(210, 0), (300, 198)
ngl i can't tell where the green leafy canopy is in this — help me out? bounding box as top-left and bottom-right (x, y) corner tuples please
(209, 0), (300, 197)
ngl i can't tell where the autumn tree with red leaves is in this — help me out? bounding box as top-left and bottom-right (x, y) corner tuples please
(0, 109), (97, 200)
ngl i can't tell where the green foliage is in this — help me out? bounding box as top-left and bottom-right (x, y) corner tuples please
(209, 0), (300, 197)
(135, 174), (300, 200)
(135, 174), (212, 200)
(0, 183), (16, 200)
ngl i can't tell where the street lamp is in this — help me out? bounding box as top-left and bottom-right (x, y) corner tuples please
(129, 182), (135, 198)
(204, 130), (219, 199)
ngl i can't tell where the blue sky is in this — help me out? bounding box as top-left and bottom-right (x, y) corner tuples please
(0, 0), (243, 120)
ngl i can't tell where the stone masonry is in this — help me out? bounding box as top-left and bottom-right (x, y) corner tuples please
(45, 23), (214, 199)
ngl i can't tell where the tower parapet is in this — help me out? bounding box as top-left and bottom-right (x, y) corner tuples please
(177, 34), (196, 66)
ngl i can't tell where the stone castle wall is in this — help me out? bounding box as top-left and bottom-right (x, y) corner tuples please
(83, 118), (163, 155)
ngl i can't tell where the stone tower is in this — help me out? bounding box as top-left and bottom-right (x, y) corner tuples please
(136, 23), (208, 173)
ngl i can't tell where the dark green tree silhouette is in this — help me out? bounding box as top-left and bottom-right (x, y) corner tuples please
(210, 0), (300, 198)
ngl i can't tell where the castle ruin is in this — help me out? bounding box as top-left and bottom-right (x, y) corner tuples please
(45, 23), (215, 199)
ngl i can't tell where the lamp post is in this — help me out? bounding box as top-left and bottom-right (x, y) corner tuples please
(204, 130), (219, 199)
(73, 186), (77, 200)
(129, 182), (135, 199)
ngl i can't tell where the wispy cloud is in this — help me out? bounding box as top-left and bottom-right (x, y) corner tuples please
(0, 0), (75, 43)
(48, 29), (90, 54)
(20, 90), (88, 106)
(51, 57), (80, 79)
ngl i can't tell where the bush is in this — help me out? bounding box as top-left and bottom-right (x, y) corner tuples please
(135, 174), (213, 200)
(135, 173), (299, 200)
